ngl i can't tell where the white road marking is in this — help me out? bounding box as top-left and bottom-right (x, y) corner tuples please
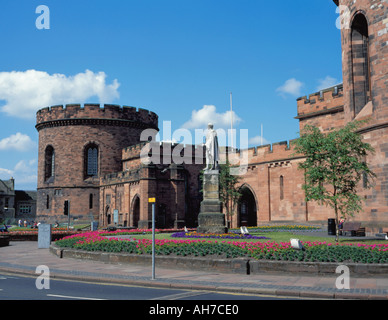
(149, 291), (208, 300)
(0, 275), (19, 279)
(47, 294), (106, 300)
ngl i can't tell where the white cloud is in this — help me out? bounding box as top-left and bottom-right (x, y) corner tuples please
(14, 159), (37, 173)
(0, 133), (36, 151)
(0, 159), (37, 188)
(181, 105), (242, 130)
(0, 69), (120, 119)
(249, 135), (270, 146)
(315, 76), (339, 92)
(276, 78), (304, 97)
(0, 168), (13, 178)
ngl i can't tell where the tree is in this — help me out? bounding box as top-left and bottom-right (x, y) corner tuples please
(292, 121), (375, 242)
(218, 159), (243, 229)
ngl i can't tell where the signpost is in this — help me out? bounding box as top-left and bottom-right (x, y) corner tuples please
(149, 197), (156, 280)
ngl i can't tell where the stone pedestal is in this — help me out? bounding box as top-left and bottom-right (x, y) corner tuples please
(197, 170), (227, 234)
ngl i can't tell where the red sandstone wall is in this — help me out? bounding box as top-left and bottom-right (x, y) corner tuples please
(99, 161), (203, 229)
(358, 127), (388, 229)
(228, 150), (337, 228)
(296, 85), (345, 133)
(336, 0), (388, 231)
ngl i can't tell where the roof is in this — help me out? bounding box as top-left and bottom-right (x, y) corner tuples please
(0, 179), (15, 194)
(15, 190), (37, 202)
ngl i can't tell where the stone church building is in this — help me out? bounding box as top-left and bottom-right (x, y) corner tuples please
(35, 0), (388, 233)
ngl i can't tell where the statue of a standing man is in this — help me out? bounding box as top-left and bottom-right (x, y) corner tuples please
(205, 123), (219, 171)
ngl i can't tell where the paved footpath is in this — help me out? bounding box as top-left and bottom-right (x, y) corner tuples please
(1, 241), (388, 300)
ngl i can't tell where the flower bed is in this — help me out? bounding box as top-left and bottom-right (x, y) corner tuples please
(5, 227), (158, 241)
(230, 225), (322, 233)
(247, 241), (388, 264)
(6, 227), (81, 241)
(54, 230), (388, 264)
(7, 230), (79, 241)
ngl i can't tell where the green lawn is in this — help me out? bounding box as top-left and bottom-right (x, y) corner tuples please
(131, 231), (388, 245)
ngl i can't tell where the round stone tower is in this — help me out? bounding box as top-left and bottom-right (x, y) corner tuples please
(35, 103), (158, 223)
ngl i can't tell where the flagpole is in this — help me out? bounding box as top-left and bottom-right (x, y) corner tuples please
(261, 123), (263, 146)
(230, 92), (233, 149)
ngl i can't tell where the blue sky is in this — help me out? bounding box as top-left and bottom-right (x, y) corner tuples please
(0, 0), (343, 190)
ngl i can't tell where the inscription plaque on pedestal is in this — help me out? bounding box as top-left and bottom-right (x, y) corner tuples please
(38, 223), (52, 249)
(197, 170), (227, 234)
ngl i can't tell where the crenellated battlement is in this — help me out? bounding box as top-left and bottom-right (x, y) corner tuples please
(122, 141), (206, 164)
(222, 139), (304, 167)
(100, 168), (141, 185)
(36, 103), (159, 130)
(122, 142), (149, 159)
(296, 84), (344, 119)
(121, 139), (304, 169)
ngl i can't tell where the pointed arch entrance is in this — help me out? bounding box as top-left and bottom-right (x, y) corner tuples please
(131, 195), (140, 228)
(238, 185), (257, 227)
(105, 205), (111, 225)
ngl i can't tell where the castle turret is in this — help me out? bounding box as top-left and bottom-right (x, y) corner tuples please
(35, 103), (158, 223)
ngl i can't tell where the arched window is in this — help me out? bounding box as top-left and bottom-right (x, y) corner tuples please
(44, 146), (55, 181)
(280, 176), (284, 200)
(351, 13), (371, 116)
(84, 144), (99, 178)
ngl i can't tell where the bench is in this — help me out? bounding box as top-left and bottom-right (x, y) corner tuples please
(240, 226), (249, 235)
(375, 227), (388, 240)
(375, 233), (388, 240)
(341, 222), (365, 237)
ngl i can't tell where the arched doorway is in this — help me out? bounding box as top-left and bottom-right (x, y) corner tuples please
(131, 195), (140, 228)
(238, 185), (257, 227)
(105, 206), (111, 225)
